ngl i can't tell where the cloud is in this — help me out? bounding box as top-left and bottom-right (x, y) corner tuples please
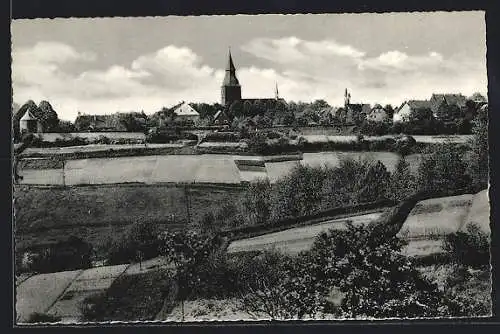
(12, 38), (487, 121)
(242, 37), (365, 64)
(241, 36), (486, 106)
(12, 43), (225, 120)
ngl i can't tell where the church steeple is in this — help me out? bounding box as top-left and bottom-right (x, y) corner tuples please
(223, 48), (240, 86)
(275, 82), (279, 99)
(221, 48), (242, 105)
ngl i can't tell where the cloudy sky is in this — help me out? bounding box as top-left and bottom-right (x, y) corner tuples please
(12, 12), (486, 121)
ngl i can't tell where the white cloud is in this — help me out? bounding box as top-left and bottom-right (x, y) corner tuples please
(12, 38), (487, 121)
(241, 36), (486, 106)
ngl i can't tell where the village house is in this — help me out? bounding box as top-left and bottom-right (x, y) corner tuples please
(213, 109), (231, 125)
(342, 89), (370, 125)
(171, 101), (200, 124)
(74, 113), (127, 132)
(393, 100), (432, 123)
(366, 104), (391, 123)
(429, 93), (467, 121)
(19, 108), (43, 134)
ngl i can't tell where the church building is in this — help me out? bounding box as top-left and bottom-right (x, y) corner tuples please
(220, 49), (282, 106)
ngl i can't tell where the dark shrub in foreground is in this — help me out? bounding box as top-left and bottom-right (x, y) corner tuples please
(444, 224), (490, 267)
(105, 221), (161, 265)
(26, 312), (62, 323)
(81, 270), (175, 322)
(23, 236), (93, 274)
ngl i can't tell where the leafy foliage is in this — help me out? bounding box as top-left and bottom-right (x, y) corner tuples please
(26, 312), (62, 323)
(417, 144), (471, 194)
(22, 236), (93, 274)
(387, 156), (417, 202)
(443, 224), (490, 267)
(465, 106), (488, 190)
(105, 221), (160, 265)
(158, 230), (233, 299)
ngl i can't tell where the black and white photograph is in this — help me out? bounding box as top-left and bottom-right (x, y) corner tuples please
(12, 11), (491, 324)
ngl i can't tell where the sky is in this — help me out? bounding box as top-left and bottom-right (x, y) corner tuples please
(11, 12), (487, 121)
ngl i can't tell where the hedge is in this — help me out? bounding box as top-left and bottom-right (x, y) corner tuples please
(221, 199), (396, 241)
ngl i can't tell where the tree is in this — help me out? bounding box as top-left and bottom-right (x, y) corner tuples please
(241, 179), (272, 225)
(469, 92), (487, 102)
(388, 156), (417, 202)
(303, 223), (447, 318)
(417, 144), (471, 194)
(355, 161), (390, 203)
(465, 105), (488, 190)
(37, 100), (60, 131)
(311, 99), (330, 111)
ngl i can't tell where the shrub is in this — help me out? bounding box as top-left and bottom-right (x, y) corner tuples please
(417, 144), (472, 195)
(105, 221), (161, 265)
(81, 269), (175, 322)
(158, 230), (233, 300)
(24, 236), (93, 274)
(203, 131), (240, 142)
(443, 224), (490, 267)
(26, 312), (62, 323)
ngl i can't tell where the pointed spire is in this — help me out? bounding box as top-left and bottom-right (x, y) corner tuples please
(275, 82), (279, 99)
(223, 47), (240, 86)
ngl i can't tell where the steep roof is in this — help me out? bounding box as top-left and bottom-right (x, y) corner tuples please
(430, 93), (467, 109)
(173, 102), (200, 117)
(222, 50), (240, 86)
(347, 103), (371, 114)
(406, 100), (432, 110)
(20, 110), (37, 121)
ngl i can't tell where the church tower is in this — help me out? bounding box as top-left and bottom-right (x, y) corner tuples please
(221, 49), (242, 106)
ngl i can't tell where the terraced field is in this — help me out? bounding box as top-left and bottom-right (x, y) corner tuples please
(227, 212), (383, 255)
(398, 190), (489, 257)
(17, 151), (423, 186)
(14, 184), (244, 257)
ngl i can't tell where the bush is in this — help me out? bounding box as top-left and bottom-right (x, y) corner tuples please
(203, 131), (240, 142)
(158, 230), (234, 300)
(26, 312), (62, 323)
(105, 221), (161, 265)
(81, 269), (175, 322)
(443, 224), (490, 267)
(23, 236), (93, 274)
(234, 249), (325, 319)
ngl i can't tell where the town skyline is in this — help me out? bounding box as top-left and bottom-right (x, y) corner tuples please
(11, 12), (487, 121)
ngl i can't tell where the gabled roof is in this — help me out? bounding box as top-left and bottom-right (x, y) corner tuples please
(173, 102), (200, 117)
(406, 100), (432, 110)
(20, 110), (37, 121)
(347, 103), (371, 114)
(430, 93), (467, 109)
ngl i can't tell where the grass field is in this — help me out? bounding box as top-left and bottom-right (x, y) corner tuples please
(14, 184), (244, 257)
(227, 212), (383, 255)
(397, 194), (474, 240)
(461, 189), (490, 235)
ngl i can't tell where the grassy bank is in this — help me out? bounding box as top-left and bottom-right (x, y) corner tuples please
(14, 184), (244, 260)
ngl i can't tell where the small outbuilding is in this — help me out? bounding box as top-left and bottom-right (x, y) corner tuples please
(19, 109), (42, 134)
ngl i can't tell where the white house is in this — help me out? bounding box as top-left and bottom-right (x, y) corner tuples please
(172, 102), (200, 123)
(393, 100), (431, 123)
(19, 109), (42, 134)
(366, 104), (390, 123)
